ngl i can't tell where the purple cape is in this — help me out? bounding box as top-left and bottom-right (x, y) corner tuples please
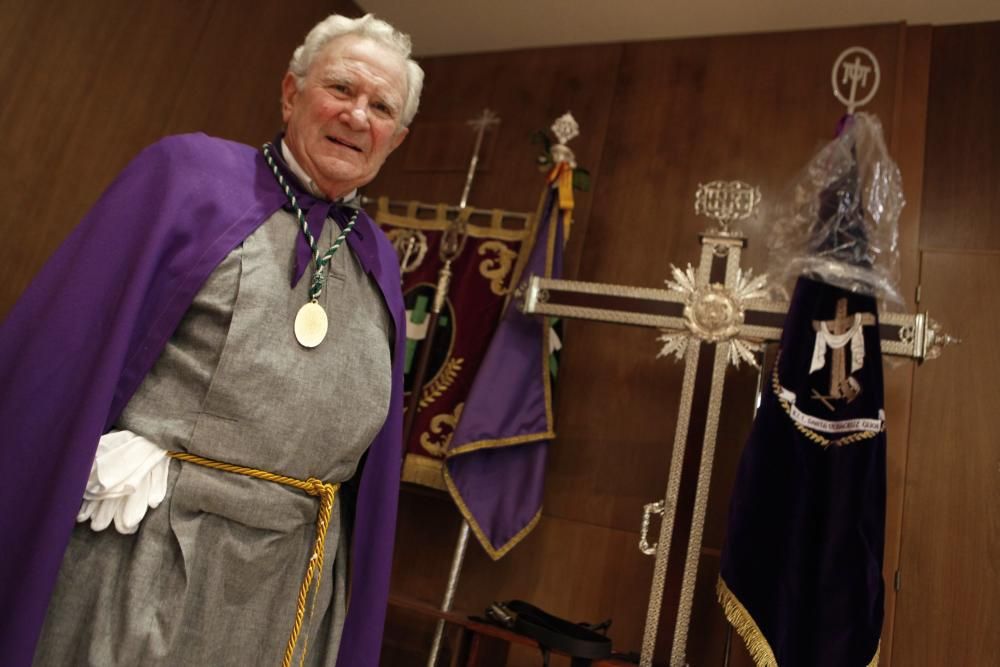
(0, 133), (405, 667)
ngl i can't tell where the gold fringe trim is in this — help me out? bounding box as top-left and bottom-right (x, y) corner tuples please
(401, 454), (447, 491)
(716, 577), (778, 667)
(717, 577), (881, 667)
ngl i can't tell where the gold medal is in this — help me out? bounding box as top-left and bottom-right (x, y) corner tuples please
(261, 145), (359, 351)
(294, 301), (328, 348)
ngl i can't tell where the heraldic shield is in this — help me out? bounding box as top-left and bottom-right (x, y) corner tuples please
(719, 276), (887, 667)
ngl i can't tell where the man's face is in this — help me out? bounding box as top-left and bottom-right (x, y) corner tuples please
(282, 35), (409, 199)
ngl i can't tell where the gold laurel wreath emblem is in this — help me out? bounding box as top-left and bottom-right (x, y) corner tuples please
(419, 356), (464, 410)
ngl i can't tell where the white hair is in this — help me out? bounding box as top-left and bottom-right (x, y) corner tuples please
(289, 13), (424, 127)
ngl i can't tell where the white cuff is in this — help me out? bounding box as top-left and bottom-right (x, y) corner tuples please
(77, 430), (171, 534)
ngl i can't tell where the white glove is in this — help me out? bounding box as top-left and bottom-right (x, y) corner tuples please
(77, 430), (171, 534)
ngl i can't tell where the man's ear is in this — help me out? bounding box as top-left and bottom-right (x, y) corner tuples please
(281, 72), (299, 124)
(389, 126), (409, 153)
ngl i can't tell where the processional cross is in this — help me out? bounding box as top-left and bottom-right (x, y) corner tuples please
(519, 180), (954, 667)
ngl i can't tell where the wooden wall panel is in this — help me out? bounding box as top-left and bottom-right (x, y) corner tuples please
(919, 22), (1000, 251)
(0, 0), (362, 319)
(366, 43), (623, 280)
(0, 0), (208, 318)
(892, 251), (1000, 665)
(892, 21), (1000, 667)
(879, 23), (932, 667)
(160, 2), (364, 143)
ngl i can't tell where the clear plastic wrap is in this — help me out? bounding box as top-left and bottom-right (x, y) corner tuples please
(766, 112), (905, 306)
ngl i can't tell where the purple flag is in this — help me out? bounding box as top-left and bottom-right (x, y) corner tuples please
(444, 182), (565, 558)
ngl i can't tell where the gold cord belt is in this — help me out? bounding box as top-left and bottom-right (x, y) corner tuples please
(166, 450), (340, 667)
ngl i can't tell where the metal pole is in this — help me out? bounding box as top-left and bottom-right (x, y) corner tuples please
(426, 522), (471, 666)
(459, 109), (500, 210)
(722, 351), (765, 667)
(423, 109), (498, 666)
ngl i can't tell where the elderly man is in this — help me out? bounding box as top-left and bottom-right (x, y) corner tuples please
(0, 13), (422, 667)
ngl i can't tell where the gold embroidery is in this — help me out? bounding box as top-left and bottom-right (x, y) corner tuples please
(478, 240), (518, 295)
(401, 454), (447, 491)
(385, 228), (428, 274)
(420, 402), (464, 456)
(772, 350), (880, 448)
(419, 356), (464, 410)
(811, 297), (875, 401)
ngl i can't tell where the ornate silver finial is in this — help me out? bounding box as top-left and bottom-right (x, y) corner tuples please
(832, 47), (880, 114)
(694, 180), (760, 235)
(923, 316), (960, 361)
(550, 112), (579, 168)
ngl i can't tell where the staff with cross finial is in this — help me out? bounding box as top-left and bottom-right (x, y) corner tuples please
(402, 108), (499, 445)
(416, 108), (500, 667)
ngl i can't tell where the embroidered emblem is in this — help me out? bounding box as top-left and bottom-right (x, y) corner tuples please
(772, 350), (884, 448)
(420, 402), (465, 456)
(478, 240), (518, 296)
(387, 228), (428, 275)
(403, 285), (458, 403)
(419, 356), (464, 410)
(810, 298), (876, 408)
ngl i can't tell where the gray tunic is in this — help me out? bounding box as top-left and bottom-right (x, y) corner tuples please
(34, 208), (392, 667)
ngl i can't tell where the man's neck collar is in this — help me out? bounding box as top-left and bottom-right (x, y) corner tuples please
(280, 139), (358, 204)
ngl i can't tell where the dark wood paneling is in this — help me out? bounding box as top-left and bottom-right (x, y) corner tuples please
(366, 43), (623, 281)
(892, 251), (1000, 665)
(0, 0), (362, 319)
(919, 22), (1000, 251)
(0, 0), (209, 317)
(162, 2), (365, 143)
(879, 22), (933, 666)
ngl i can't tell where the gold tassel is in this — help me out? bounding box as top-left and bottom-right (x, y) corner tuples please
(546, 161), (574, 241)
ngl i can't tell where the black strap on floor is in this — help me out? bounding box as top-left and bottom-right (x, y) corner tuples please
(482, 599), (613, 664)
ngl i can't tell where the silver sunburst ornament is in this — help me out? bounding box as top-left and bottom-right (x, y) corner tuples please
(656, 264), (770, 368)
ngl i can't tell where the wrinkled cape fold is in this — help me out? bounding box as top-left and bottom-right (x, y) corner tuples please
(0, 133), (406, 667)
